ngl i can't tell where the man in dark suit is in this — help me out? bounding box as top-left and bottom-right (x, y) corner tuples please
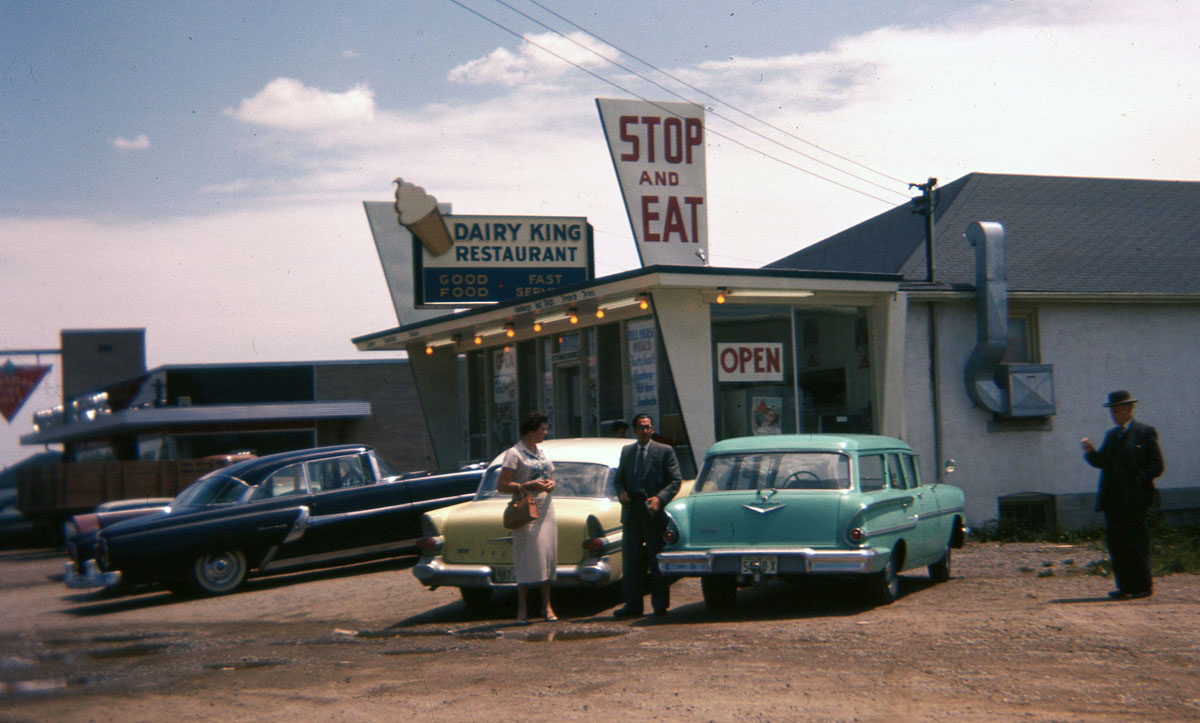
(1082, 390), (1165, 599)
(613, 413), (682, 618)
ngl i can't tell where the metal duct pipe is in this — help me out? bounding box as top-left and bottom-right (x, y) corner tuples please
(963, 221), (1009, 414)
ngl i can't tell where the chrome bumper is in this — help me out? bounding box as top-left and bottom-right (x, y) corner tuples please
(657, 547), (880, 576)
(63, 560), (122, 589)
(413, 555), (615, 589)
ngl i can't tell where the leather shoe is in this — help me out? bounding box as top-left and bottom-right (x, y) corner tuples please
(613, 606), (643, 619)
(1107, 589), (1130, 599)
(1128, 589), (1153, 599)
(652, 609), (669, 617)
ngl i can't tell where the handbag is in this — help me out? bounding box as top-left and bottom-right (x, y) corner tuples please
(503, 490), (539, 529)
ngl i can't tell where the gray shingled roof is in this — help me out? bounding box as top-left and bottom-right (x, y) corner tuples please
(766, 173), (1200, 294)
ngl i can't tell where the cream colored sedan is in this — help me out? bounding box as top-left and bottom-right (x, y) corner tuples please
(414, 438), (689, 609)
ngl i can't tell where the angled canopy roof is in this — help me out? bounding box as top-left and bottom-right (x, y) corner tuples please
(767, 173), (1200, 295)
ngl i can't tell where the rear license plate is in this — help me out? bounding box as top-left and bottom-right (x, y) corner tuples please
(740, 555), (778, 574)
(492, 565), (515, 583)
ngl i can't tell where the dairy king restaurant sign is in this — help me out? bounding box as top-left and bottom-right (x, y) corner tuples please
(415, 215), (594, 307)
(596, 98), (708, 268)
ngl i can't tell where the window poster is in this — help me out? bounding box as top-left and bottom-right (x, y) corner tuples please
(492, 346), (516, 447)
(752, 396), (783, 435)
(626, 318), (659, 423)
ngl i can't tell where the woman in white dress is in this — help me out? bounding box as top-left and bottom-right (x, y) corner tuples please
(497, 411), (557, 623)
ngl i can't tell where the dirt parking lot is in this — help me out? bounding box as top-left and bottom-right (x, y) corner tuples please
(1, 541), (1197, 722)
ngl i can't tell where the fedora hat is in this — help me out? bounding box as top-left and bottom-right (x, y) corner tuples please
(1103, 390), (1138, 407)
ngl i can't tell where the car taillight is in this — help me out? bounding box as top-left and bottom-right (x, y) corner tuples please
(416, 536), (442, 552)
(848, 527), (865, 543)
(662, 511), (682, 545)
(582, 537), (605, 552)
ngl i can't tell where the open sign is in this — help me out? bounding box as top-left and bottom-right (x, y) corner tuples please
(717, 343), (784, 382)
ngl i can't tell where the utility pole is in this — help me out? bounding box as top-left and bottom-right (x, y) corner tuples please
(909, 177), (938, 282)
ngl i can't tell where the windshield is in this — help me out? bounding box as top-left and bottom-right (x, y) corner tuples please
(696, 452), (851, 492)
(474, 462), (617, 500)
(172, 473), (250, 507)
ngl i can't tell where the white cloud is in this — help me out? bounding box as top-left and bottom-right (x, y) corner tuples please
(225, 78), (375, 130)
(341, 49), (361, 59)
(201, 0), (1199, 270)
(448, 31), (617, 87)
(111, 134), (150, 150)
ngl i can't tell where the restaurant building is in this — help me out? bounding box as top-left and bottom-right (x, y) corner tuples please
(356, 172), (1200, 528)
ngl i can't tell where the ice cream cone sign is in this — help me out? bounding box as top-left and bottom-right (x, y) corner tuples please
(393, 179), (452, 256)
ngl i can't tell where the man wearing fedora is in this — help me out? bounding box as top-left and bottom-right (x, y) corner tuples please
(1081, 391), (1165, 599)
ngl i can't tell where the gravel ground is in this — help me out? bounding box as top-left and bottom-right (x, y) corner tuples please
(1, 541), (1198, 721)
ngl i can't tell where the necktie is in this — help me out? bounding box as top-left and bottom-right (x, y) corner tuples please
(634, 446), (646, 484)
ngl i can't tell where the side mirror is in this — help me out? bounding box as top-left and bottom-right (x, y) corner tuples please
(933, 459), (956, 485)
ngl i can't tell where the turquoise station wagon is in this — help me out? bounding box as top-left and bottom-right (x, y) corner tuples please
(657, 435), (965, 611)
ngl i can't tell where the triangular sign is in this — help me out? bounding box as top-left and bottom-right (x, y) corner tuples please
(0, 361), (52, 423)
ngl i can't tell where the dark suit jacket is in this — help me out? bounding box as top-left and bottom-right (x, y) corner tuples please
(1084, 420), (1165, 513)
(614, 440), (682, 522)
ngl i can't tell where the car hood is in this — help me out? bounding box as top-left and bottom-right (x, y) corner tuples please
(680, 490), (847, 548)
(441, 497), (620, 566)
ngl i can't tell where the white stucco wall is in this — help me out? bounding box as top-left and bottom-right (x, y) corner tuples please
(904, 299), (1200, 527)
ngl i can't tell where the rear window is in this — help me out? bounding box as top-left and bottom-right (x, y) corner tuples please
(475, 462), (616, 500)
(696, 452), (851, 492)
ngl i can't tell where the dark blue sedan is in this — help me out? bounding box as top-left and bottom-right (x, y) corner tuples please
(67, 445), (481, 596)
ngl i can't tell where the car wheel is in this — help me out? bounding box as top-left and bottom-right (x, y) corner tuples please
(870, 553), (900, 605)
(188, 550), (248, 596)
(928, 538), (952, 583)
(459, 587), (492, 610)
(701, 575), (737, 612)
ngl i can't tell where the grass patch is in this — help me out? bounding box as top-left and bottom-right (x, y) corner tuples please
(971, 514), (1200, 575)
(971, 518), (1103, 544)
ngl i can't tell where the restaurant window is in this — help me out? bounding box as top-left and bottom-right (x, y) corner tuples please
(793, 309), (874, 434)
(712, 304), (794, 440)
(490, 346), (517, 452)
(712, 304), (875, 441)
(466, 351), (488, 460)
(517, 339), (538, 421)
(595, 323), (625, 431)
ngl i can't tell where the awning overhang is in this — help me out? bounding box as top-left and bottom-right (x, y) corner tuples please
(353, 264), (901, 353)
(20, 401), (372, 445)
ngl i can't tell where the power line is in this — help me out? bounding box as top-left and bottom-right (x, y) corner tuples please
(487, 0), (907, 199)
(445, 0), (905, 205)
(522, 0), (910, 190)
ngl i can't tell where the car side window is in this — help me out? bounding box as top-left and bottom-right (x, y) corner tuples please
(251, 463), (306, 501)
(306, 460), (337, 492)
(858, 455), (886, 492)
(886, 454), (907, 489)
(336, 457), (368, 488)
(306, 457), (368, 492)
(901, 454), (920, 488)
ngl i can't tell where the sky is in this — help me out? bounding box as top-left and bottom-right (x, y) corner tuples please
(2, 0), (1198, 468)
